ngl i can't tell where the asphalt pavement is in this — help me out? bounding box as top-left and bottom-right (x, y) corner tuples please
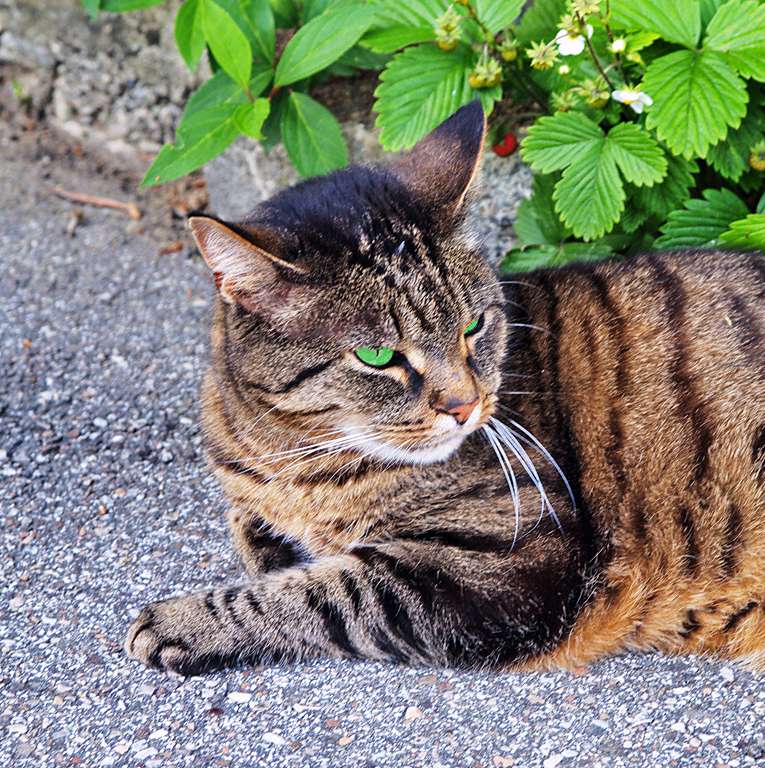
(1, 129), (764, 768)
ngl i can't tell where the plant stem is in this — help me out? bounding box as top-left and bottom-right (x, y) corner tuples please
(584, 33), (614, 88)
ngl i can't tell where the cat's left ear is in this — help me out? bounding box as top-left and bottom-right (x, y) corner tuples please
(391, 99), (487, 217)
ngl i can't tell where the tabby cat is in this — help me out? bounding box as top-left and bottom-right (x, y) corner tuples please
(125, 101), (765, 675)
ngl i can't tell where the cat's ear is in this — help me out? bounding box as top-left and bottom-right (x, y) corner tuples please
(391, 99), (487, 216)
(188, 216), (314, 326)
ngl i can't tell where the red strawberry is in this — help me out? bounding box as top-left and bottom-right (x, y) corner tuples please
(492, 132), (518, 157)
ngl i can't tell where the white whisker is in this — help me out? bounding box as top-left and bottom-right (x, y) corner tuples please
(482, 426), (521, 546)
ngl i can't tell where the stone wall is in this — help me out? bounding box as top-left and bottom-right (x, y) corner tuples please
(0, 0), (531, 258)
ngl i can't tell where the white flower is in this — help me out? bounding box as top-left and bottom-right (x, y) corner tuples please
(611, 88), (653, 113)
(609, 37), (627, 54)
(559, 63), (571, 75)
(554, 24), (593, 56)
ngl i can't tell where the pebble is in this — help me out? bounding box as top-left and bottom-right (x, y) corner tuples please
(135, 747), (158, 760)
(720, 667), (735, 683)
(404, 706), (424, 722)
(227, 691), (252, 704)
(262, 732), (286, 746)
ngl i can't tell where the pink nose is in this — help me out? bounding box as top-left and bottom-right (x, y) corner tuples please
(436, 398), (479, 425)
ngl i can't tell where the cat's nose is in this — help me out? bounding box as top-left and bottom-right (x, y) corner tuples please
(435, 397), (480, 425)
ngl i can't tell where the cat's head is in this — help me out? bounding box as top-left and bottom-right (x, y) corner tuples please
(191, 101), (506, 465)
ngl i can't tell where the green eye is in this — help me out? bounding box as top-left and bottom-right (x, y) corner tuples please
(464, 316), (482, 336)
(355, 346), (395, 367)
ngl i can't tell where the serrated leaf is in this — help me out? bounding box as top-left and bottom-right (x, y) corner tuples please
(619, 205), (649, 234)
(501, 242), (613, 273)
(203, 0), (252, 90)
(514, 174), (569, 246)
(361, 26), (435, 53)
(515, 0), (566, 45)
(274, 7), (375, 86)
(605, 123), (667, 187)
(700, 0), (726, 26)
(281, 92), (348, 177)
(374, 44), (498, 151)
(554, 142), (626, 241)
(142, 105), (241, 186)
(707, 108), (764, 181)
(611, 0), (700, 48)
(100, 0), (165, 10)
(654, 188), (749, 248)
(233, 98), (270, 138)
(631, 154), (699, 220)
(719, 214), (765, 250)
(704, 0), (765, 81)
(372, 0), (448, 27)
(175, 0), (206, 71)
(474, 0), (525, 34)
(643, 49), (748, 159)
(520, 112), (603, 173)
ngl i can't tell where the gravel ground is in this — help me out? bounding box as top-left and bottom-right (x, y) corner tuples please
(2, 132), (765, 768)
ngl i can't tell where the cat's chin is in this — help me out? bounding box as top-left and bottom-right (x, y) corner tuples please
(362, 432), (467, 466)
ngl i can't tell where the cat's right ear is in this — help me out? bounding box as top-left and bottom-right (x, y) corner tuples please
(188, 216), (314, 326)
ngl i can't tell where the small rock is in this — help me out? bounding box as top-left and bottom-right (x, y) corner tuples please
(720, 667), (735, 683)
(493, 757), (514, 767)
(262, 732), (286, 746)
(113, 742), (130, 755)
(337, 735), (354, 746)
(227, 691), (252, 704)
(404, 706), (423, 722)
(670, 721), (686, 733)
(543, 756), (564, 768)
(137, 684), (155, 696)
(135, 748), (158, 760)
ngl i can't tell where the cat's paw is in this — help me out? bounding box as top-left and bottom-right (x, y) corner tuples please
(124, 594), (233, 676)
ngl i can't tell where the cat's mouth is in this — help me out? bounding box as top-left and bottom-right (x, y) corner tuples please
(348, 399), (488, 465)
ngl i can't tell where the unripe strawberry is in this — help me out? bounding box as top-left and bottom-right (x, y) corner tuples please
(750, 141), (765, 171)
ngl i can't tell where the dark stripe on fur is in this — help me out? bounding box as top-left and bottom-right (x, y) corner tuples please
(247, 360), (334, 395)
(306, 586), (359, 657)
(339, 571), (362, 617)
(720, 502), (743, 578)
(679, 609), (701, 639)
(676, 505), (700, 576)
(753, 424), (765, 483)
(723, 601), (758, 633)
(651, 259), (713, 486)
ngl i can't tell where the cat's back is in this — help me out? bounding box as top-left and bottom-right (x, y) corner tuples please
(509, 250), (765, 665)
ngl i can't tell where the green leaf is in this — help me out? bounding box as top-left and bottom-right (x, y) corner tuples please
(707, 108), (764, 181)
(270, 0), (299, 26)
(515, 0), (566, 45)
(100, 0), (165, 10)
(514, 174), (569, 246)
(654, 188), (749, 248)
(700, 0), (726, 26)
(233, 98), (270, 138)
(554, 142), (626, 241)
(142, 105), (241, 186)
(719, 214), (765, 250)
(758, 192), (765, 215)
(374, 44), (498, 151)
(82, 0), (100, 19)
(520, 112), (603, 173)
(372, 0), (448, 27)
(604, 123), (667, 187)
(281, 92), (348, 177)
(643, 49), (748, 158)
(611, 0), (700, 48)
(631, 154), (699, 220)
(361, 26), (435, 53)
(474, 0), (525, 34)
(175, 0), (206, 71)
(274, 7), (376, 86)
(179, 70), (248, 125)
(501, 242), (613, 273)
(202, 0), (252, 90)
(240, 0), (276, 64)
(704, 0), (765, 81)
(522, 114), (668, 240)
(261, 90), (289, 151)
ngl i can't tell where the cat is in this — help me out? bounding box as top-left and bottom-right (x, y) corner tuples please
(125, 101), (765, 675)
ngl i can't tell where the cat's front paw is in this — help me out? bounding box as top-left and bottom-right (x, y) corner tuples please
(124, 594), (234, 676)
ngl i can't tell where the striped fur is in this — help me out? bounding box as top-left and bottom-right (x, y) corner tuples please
(125, 103), (765, 675)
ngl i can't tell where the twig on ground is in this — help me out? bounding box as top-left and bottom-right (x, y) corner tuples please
(49, 186), (141, 220)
